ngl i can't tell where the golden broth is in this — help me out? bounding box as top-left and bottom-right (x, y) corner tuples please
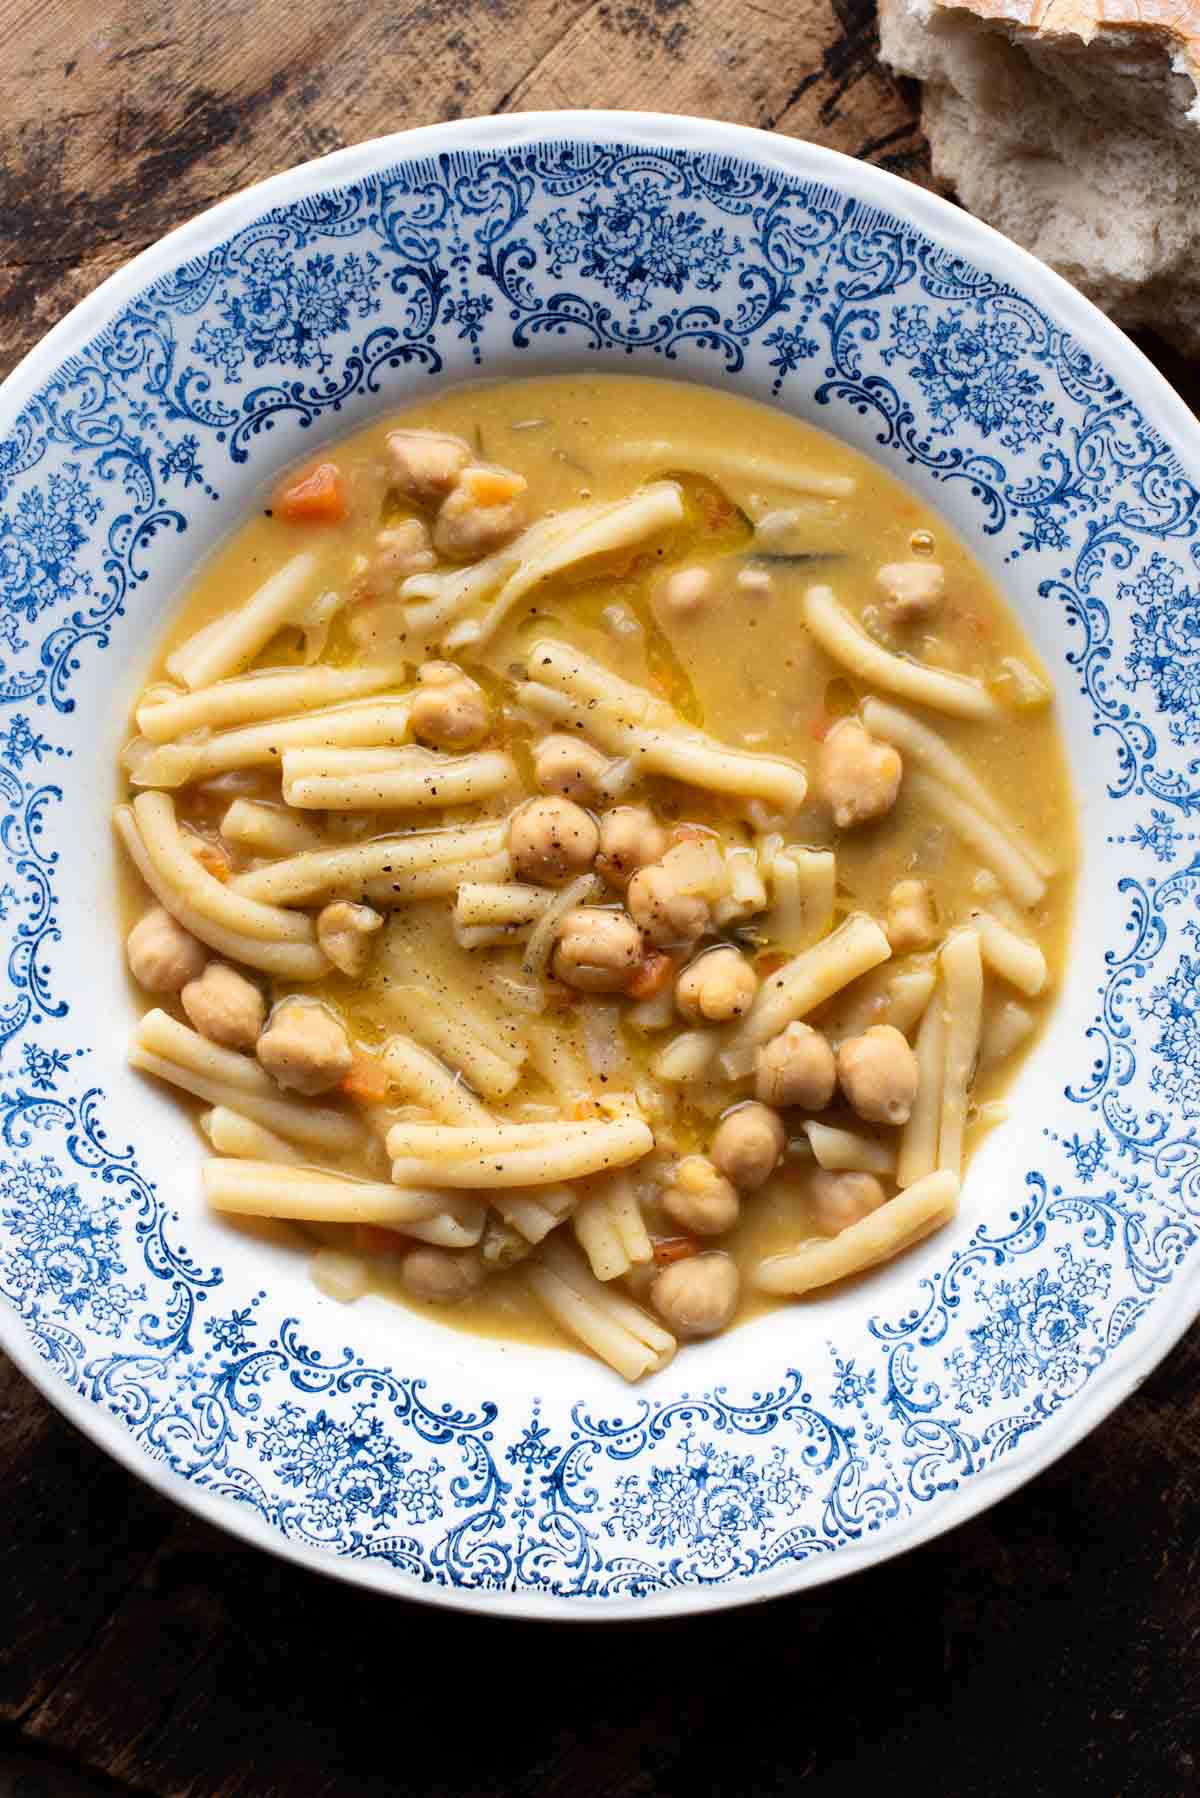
(119, 374), (1077, 1361)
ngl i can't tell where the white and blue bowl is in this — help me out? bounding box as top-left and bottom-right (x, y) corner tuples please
(2, 112), (1199, 1619)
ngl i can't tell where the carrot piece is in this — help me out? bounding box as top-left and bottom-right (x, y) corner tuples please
(275, 462), (346, 523)
(463, 467), (527, 506)
(573, 1097), (601, 1120)
(626, 951), (675, 1001)
(185, 834), (231, 882)
(652, 1234), (699, 1267)
(340, 1051), (391, 1104)
(808, 710), (832, 741)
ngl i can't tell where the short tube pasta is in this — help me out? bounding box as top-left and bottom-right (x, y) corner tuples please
(574, 1172), (652, 1280)
(937, 929), (984, 1178)
(200, 1106), (305, 1165)
(204, 1159), (453, 1226)
(896, 988), (947, 1190)
(603, 438), (856, 500)
(282, 746), (517, 811)
(380, 985), (524, 1100)
(971, 909), (1049, 996)
(128, 698), (414, 789)
(803, 1120), (896, 1177)
(861, 696), (1054, 880)
(388, 1116), (654, 1188)
(522, 640), (808, 810)
(804, 585), (999, 720)
(380, 1035), (492, 1125)
(137, 661), (406, 743)
(527, 1236), (675, 1380)
(219, 799), (325, 857)
(755, 1170), (960, 1295)
(166, 550), (321, 689)
(129, 1048), (360, 1157)
(718, 912), (891, 1077)
(233, 821), (508, 906)
(903, 772), (1046, 907)
(116, 801), (329, 980)
(497, 1186), (578, 1244)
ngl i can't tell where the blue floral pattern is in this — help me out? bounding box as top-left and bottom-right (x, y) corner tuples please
(1, 130), (1200, 1608)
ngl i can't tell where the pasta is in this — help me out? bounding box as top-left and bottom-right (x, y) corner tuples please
(604, 439), (856, 500)
(937, 929), (984, 1178)
(861, 696), (1054, 878)
(166, 550), (321, 689)
(903, 772), (1046, 907)
(116, 372), (1074, 1381)
(116, 801), (329, 980)
(755, 1170), (960, 1295)
(520, 640), (809, 810)
(718, 913), (892, 1077)
(281, 745), (517, 811)
(232, 822), (507, 905)
(896, 986), (947, 1190)
(387, 1116), (655, 1188)
(528, 1236), (676, 1381)
(803, 1120), (896, 1177)
(804, 585), (999, 720)
(137, 662), (406, 742)
(127, 698), (414, 790)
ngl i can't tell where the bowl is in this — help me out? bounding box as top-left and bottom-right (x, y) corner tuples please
(2, 111), (1198, 1621)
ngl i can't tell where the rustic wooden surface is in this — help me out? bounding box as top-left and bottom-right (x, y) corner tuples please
(1, 4), (1198, 1795)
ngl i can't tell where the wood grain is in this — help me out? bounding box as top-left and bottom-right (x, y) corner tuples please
(0, 0), (927, 382)
(1, 3), (1198, 1794)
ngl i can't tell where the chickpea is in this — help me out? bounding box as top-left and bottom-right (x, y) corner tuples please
(362, 518), (435, 595)
(627, 862), (709, 950)
(710, 1102), (786, 1191)
(877, 560), (945, 624)
(256, 997), (353, 1096)
(659, 565), (713, 615)
(836, 1024), (920, 1126)
(399, 1246), (486, 1304)
(386, 428), (471, 506)
(552, 907), (642, 992)
(676, 946), (758, 1024)
(886, 877), (936, 951)
(651, 1251), (739, 1338)
(660, 1155), (740, 1237)
(810, 1169), (888, 1236)
(754, 1021), (836, 1110)
(317, 901), (382, 977)
(433, 464), (528, 561)
(180, 962), (264, 1051)
(410, 660), (491, 749)
(534, 733), (610, 804)
(596, 806), (667, 889)
(817, 717), (903, 831)
(509, 796), (599, 886)
(126, 906), (207, 994)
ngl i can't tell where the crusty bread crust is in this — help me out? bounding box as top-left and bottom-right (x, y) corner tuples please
(879, 0), (1200, 351)
(908, 0), (1200, 92)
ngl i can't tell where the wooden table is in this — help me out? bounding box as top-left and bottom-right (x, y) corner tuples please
(2, 4), (1198, 1793)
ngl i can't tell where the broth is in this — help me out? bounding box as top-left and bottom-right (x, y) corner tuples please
(116, 375), (1076, 1375)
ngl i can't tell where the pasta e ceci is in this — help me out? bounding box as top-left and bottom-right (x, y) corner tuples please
(116, 375), (1076, 1382)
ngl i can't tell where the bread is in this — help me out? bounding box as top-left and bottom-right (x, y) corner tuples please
(878, 0), (1200, 352)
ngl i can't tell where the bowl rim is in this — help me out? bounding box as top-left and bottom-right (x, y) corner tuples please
(3, 107), (1199, 1623)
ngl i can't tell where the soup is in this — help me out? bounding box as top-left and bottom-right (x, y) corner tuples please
(115, 375), (1076, 1380)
